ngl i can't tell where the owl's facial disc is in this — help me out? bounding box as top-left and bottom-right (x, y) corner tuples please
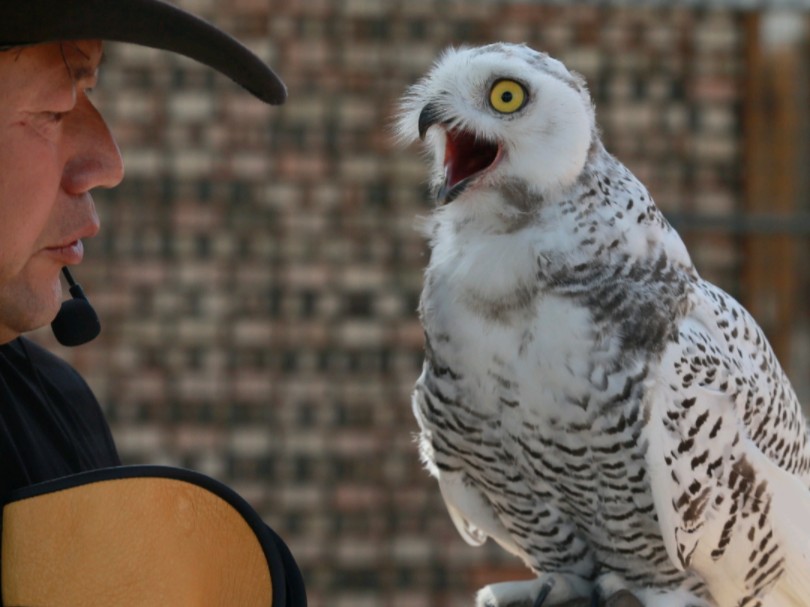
(439, 129), (501, 204)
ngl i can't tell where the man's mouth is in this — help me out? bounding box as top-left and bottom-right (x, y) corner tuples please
(44, 239), (84, 265)
(438, 129), (501, 204)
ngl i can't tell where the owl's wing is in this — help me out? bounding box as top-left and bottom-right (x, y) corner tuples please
(412, 378), (521, 551)
(646, 283), (810, 606)
(412, 379), (494, 548)
(437, 470), (490, 546)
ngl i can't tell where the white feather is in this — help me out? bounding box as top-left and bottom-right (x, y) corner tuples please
(401, 43), (810, 607)
(648, 288), (810, 606)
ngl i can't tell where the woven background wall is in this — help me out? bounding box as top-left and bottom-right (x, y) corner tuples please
(30, 3), (808, 606)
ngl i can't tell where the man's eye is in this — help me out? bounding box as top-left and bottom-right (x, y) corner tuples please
(26, 111), (66, 140)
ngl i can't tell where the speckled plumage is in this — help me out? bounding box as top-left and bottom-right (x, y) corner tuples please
(397, 43), (810, 607)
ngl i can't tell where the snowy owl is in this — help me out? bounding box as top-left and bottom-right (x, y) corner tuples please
(396, 43), (810, 607)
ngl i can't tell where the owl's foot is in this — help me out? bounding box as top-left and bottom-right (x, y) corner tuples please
(623, 588), (711, 607)
(591, 573), (710, 607)
(474, 572), (707, 607)
(591, 574), (644, 606)
(476, 574), (645, 607)
(553, 589), (643, 607)
(474, 573), (591, 607)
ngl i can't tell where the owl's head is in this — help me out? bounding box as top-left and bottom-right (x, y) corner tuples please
(398, 43), (596, 205)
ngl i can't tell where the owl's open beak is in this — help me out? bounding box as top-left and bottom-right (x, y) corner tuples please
(438, 129), (501, 203)
(418, 103), (501, 204)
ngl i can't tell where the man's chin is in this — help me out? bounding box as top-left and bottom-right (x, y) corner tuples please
(0, 281), (64, 340)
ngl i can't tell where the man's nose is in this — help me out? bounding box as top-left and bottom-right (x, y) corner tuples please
(61, 95), (125, 195)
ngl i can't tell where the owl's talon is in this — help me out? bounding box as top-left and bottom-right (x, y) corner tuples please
(475, 574), (590, 607)
(532, 581), (554, 607)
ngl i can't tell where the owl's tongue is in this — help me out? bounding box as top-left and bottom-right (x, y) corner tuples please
(440, 129), (499, 203)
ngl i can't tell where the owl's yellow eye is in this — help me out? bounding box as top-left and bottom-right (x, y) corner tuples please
(489, 79), (527, 114)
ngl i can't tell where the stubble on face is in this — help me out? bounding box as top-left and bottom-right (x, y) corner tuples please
(0, 41), (106, 344)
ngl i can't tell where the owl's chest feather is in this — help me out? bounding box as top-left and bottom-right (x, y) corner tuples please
(417, 232), (680, 579)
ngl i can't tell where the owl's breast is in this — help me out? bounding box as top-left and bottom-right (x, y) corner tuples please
(417, 268), (690, 583)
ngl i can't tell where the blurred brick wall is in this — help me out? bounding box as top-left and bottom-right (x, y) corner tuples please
(32, 4), (760, 606)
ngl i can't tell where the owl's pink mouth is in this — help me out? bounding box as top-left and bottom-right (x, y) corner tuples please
(440, 129), (502, 203)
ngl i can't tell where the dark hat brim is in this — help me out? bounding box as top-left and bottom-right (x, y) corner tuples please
(0, 0), (286, 104)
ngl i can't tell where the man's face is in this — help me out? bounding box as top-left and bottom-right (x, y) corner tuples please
(0, 40), (123, 344)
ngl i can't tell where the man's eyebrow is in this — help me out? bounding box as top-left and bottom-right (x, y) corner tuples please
(71, 63), (98, 82)
(60, 44), (104, 83)
(74, 54), (105, 81)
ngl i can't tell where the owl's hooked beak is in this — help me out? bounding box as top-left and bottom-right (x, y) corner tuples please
(418, 103), (443, 141)
(418, 103), (501, 204)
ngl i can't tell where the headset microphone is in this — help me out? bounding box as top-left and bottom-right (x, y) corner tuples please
(51, 267), (101, 347)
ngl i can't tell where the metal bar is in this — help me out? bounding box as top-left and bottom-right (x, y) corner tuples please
(665, 212), (810, 236)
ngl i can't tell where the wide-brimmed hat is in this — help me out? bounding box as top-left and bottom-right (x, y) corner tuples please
(0, 0), (286, 104)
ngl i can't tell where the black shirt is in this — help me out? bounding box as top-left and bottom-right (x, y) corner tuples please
(0, 337), (120, 498)
(0, 339), (307, 605)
